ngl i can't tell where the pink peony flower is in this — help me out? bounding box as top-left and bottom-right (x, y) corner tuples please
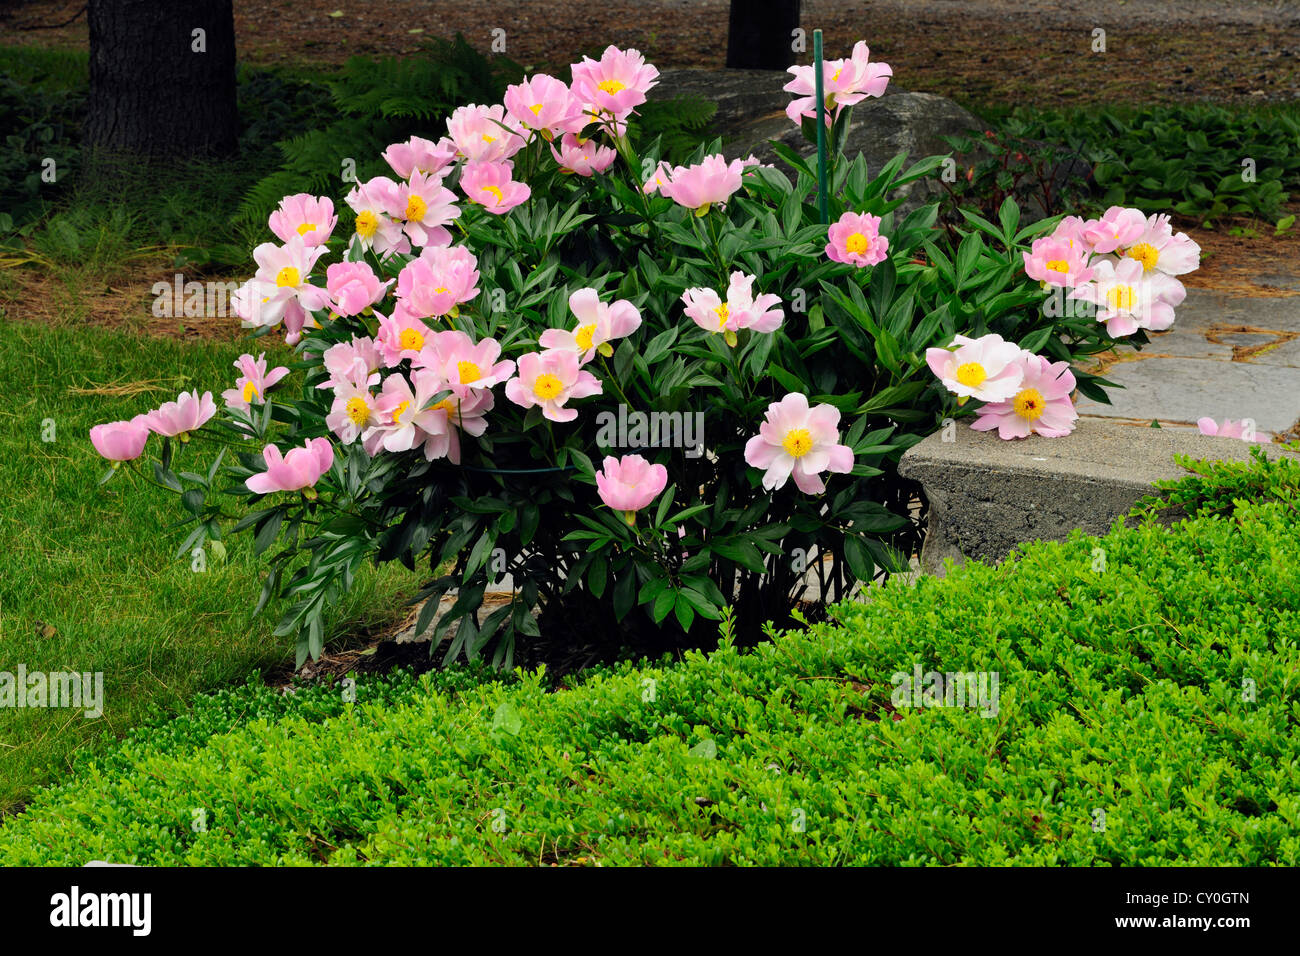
(143, 390), (217, 439)
(318, 336), (382, 390)
(459, 161), (531, 215)
(238, 235), (330, 341)
(363, 369), (448, 455)
(925, 333), (1025, 405)
(375, 307), (434, 366)
(744, 392), (854, 495)
(595, 454), (669, 524)
(326, 261), (392, 317)
(90, 415), (150, 463)
(246, 437), (334, 495)
(657, 154), (746, 215)
(1121, 213), (1202, 277)
(550, 131), (618, 176)
(418, 387), (493, 464)
(1022, 235), (1095, 288)
(642, 160), (674, 195)
(388, 170), (460, 248)
(569, 45), (660, 121)
(970, 353), (1079, 439)
(326, 381), (378, 445)
(681, 272), (783, 345)
(1068, 257), (1185, 337)
(1080, 205), (1148, 255)
(538, 287), (642, 364)
(504, 349), (603, 422)
(1196, 417), (1270, 444)
(396, 244), (480, 319)
(826, 211), (889, 267)
(382, 135), (457, 180)
(413, 329), (515, 398)
(1051, 215), (1090, 248)
(446, 104), (525, 163)
(345, 176), (410, 258)
(268, 193), (337, 247)
(222, 353), (290, 412)
(504, 74), (581, 140)
(784, 41), (891, 125)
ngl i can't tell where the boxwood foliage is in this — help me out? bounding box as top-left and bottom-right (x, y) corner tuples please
(3, 457), (1298, 866)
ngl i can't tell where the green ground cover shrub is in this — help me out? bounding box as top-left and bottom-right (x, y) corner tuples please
(4, 453), (1296, 865)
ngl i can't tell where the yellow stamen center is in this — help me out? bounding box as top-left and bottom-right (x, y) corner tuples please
(529, 103), (544, 116)
(355, 210), (379, 239)
(782, 428), (814, 459)
(275, 266), (301, 288)
(1013, 388), (1046, 421)
(574, 324), (597, 352)
(845, 232), (870, 255)
(1045, 259), (1070, 273)
(1106, 285), (1137, 312)
(295, 222), (317, 236)
(392, 400), (410, 424)
(345, 396), (370, 426)
(532, 373), (564, 401)
(1125, 243), (1159, 272)
(955, 362), (987, 388)
(715, 302), (730, 329)
(481, 184), (504, 205)
(404, 195), (427, 221)
(597, 79), (627, 95)
(457, 360), (482, 384)
(242, 381), (259, 404)
(399, 328), (425, 352)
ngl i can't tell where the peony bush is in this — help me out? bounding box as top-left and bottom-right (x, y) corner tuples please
(91, 42), (1197, 667)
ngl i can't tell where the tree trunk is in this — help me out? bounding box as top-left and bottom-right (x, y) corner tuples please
(85, 0), (238, 159)
(725, 0), (801, 70)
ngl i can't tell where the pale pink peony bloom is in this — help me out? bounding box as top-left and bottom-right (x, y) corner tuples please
(375, 307), (435, 366)
(418, 387), (493, 464)
(641, 160), (675, 195)
(1051, 215), (1090, 247)
(446, 104), (525, 163)
(504, 74), (581, 140)
(744, 392), (854, 495)
(413, 329), (515, 398)
(504, 349), (603, 422)
(1068, 257), (1186, 337)
(246, 437), (334, 495)
(538, 287), (642, 364)
(595, 454), (669, 523)
(363, 369), (449, 455)
(222, 353), (290, 412)
(383, 135), (457, 180)
(387, 170), (459, 248)
(326, 381), (379, 445)
(925, 333), (1026, 404)
(268, 193), (337, 247)
(970, 353), (1079, 439)
(550, 131), (618, 176)
(240, 235), (330, 341)
(460, 161), (531, 215)
(569, 45), (660, 121)
(826, 211), (889, 267)
(1022, 235), (1095, 288)
(1080, 205), (1148, 255)
(345, 176), (411, 258)
(326, 261), (392, 317)
(396, 244), (480, 319)
(318, 336), (382, 390)
(1121, 213), (1201, 277)
(681, 272), (783, 344)
(1196, 417), (1270, 444)
(90, 415), (151, 463)
(657, 154), (746, 215)
(784, 41), (891, 125)
(143, 390), (217, 439)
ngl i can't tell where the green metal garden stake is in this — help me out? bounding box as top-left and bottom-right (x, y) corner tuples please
(812, 29), (829, 225)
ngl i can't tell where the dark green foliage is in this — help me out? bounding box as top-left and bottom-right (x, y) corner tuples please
(5, 456), (1295, 865)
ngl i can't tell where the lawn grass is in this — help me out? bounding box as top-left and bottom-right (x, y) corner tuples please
(0, 318), (416, 815)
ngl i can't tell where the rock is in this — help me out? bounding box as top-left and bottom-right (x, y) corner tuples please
(650, 68), (989, 213)
(898, 416), (1299, 574)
